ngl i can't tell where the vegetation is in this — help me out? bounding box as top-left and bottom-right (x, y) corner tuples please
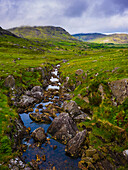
(73, 32), (128, 44)
(0, 26), (128, 168)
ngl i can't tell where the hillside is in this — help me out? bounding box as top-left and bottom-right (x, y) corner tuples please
(0, 26), (18, 37)
(72, 33), (106, 41)
(8, 26), (76, 41)
(73, 32), (128, 44)
(93, 33), (128, 44)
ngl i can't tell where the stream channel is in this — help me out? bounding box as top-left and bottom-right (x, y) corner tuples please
(19, 65), (80, 169)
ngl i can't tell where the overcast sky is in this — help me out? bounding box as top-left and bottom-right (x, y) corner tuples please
(0, 0), (128, 34)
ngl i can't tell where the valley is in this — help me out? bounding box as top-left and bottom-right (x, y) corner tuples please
(0, 26), (128, 169)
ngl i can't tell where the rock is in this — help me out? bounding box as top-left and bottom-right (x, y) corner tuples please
(32, 91), (43, 100)
(29, 113), (51, 123)
(108, 79), (128, 104)
(75, 69), (84, 75)
(19, 95), (36, 108)
(123, 150), (128, 160)
(65, 130), (87, 157)
(31, 86), (43, 93)
(32, 127), (46, 143)
(25, 91), (32, 96)
(4, 75), (15, 88)
(83, 96), (90, 104)
(63, 100), (81, 119)
(98, 84), (105, 100)
(74, 113), (89, 122)
(47, 112), (78, 144)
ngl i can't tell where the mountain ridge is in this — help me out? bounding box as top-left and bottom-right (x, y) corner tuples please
(8, 26), (76, 41)
(72, 32), (128, 44)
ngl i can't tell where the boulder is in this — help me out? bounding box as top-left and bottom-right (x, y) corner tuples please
(108, 79), (128, 104)
(32, 91), (43, 100)
(18, 95), (36, 108)
(63, 100), (81, 119)
(65, 130), (87, 157)
(32, 127), (46, 143)
(47, 112), (78, 144)
(31, 86), (43, 93)
(29, 113), (51, 123)
(4, 75), (15, 88)
(75, 69), (84, 75)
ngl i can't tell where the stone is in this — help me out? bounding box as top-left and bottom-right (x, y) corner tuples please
(75, 69), (84, 75)
(98, 84), (105, 100)
(83, 96), (90, 104)
(63, 100), (81, 119)
(47, 112), (78, 144)
(29, 113), (51, 123)
(74, 113), (89, 122)
(32, 91), (43, 100)
(19, 95), (36, 108)
(123, 150), (128, 160)
(108, 79), (128, 104)
(32, 127), (46, 143)
(31, 86), (43, 93)
(4, 75), (15, 88)
(65, 130), (87, 157)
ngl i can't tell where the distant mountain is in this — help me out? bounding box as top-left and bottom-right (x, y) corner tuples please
(8, 26), (75, 41)
(0, 26), (18, 37)
(72, 32), (128, 44)
(72, 33), (107, 41)
(93, 33), (128, 44)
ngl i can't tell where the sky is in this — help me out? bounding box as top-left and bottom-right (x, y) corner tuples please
(0, 0), (128, 34)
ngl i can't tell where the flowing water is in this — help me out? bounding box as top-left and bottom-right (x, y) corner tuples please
(20, 65), (80, 169)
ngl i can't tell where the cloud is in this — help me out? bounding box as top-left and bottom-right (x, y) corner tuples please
(64, 0), (88, 17)
(0, 0), (128, 33)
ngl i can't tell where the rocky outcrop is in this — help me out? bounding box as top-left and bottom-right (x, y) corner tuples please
(47, 112), (78, 144)
(7, 116), (27, 151)
(65, 130), (87, 157)
(4, 75), (15, 88)
(32, 127), (46, 143)
(18, 86), (44, 108)
(108, 78), (128, 104)
(18, 95), (36, 108)
(63, 100), (81, 119)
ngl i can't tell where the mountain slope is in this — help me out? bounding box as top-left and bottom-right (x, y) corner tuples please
(93, 33), (128, 44)
(8, 26), (76, 41)
(73, 32), (128, 44)
(72, 33), (106, 41)
(0, 26), (18, 37)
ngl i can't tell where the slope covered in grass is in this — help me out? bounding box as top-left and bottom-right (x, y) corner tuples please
(8, 26), (76, 42)
(73, 32), (128, 44)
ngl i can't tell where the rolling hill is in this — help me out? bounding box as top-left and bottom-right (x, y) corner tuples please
(72, 33), (107, 41)
(8, 26), (76, 41)
(72, 32), (128, 44)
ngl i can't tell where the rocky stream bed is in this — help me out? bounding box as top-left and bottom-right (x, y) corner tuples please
(6, 64), (128, 170)
(9, 64), (85, 170)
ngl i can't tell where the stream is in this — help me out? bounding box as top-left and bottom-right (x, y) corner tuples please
(19, 65), (80, 170)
